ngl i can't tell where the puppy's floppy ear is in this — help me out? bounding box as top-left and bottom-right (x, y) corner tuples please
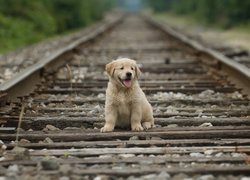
(106, 61), (116, 76)
(134, 62), (141, 79)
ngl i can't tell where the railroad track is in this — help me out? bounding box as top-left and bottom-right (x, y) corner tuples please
(0, 14), (250, 179)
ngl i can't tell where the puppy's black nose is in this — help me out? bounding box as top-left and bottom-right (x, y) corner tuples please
(126, 72), (132, 77)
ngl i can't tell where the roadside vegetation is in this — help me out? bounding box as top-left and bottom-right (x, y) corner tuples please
(145, 0), (250, 50)
(1, 0), (249, 54)
(146, 0), (250, 28)
(0, 0), (116, 53)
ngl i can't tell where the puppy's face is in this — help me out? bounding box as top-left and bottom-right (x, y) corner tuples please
(106, 58), (141, 88)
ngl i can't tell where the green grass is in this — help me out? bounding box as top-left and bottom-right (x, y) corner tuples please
(0, 16), (93, 55)
(0, 12), (56, 54)
(0, 0), (116, 55)
(155, 13), (201, 27)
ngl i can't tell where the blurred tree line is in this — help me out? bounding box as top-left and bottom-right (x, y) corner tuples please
(146, 0), (250, 28)
(0, 0), (116, 53)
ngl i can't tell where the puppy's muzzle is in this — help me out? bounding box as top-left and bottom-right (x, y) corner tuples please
(126, 72), (132, 79)
(119, 72), (133, 88)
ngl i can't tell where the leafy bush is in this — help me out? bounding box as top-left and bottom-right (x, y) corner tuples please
(146, 0), (250, 28)
(0, 0), (117, 53)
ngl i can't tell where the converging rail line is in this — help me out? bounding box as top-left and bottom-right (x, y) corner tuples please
(0, 14), (250, 179)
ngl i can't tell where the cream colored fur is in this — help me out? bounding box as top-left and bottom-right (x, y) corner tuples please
(101, 58), (154, 132)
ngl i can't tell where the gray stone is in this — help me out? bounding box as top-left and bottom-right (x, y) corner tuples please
(41, 160), (59, 170)
(129, 136), (139, 140)
(7, 165), (19, 173)
(172, 173), (188, 180)
(141, 174), (158, 179)
(45, 124), (60, 131)
(118, 154), (135, 158)
(93, 175), (110, 180)
(198, 175), (214, 180)
(190, 152), (204, 157)
(151, 136), (162, 140)
(60, 164), (72, 174)
(10, 146), (30, 160)
(60, 177), (70, 180)
(167, 124), (178, 128)
(199, 122), (213, 127)
(157, 171), (171, 179)
(204, 149), (214, 155)
(19, 139), (31, 144)
(43, 137), (54, 144)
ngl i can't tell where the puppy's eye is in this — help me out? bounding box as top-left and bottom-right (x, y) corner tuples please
(120, 67), (124, 70)
(131, 67), (134, 70)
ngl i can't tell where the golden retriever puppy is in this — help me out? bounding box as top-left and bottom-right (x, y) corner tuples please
(101, 58), (154, 132)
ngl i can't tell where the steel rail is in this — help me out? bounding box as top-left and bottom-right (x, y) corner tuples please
(143, 15), (250, 97)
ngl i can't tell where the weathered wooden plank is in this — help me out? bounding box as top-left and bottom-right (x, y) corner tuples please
(53, 79), (221, 87)
(73, 166), (250, 176)
(7, 138), (250, 149)
(12, 146), (250, 156)
(54, 79), (220, 86)
(1, 165), (248, 176)
(0, 156), (246, 166)
(29, 98), (250, 106)
(23, 106), (250, 112)
(1, 128), (250, 142)
(39, 86), (238, 94)
(11, 106), (249, 118)
(4, 116), (250, 130)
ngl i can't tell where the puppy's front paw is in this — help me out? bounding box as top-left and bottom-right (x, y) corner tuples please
(132, 124), (144, 131)
(100, 125), (114, 133)
(142, 122), (152, 130)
